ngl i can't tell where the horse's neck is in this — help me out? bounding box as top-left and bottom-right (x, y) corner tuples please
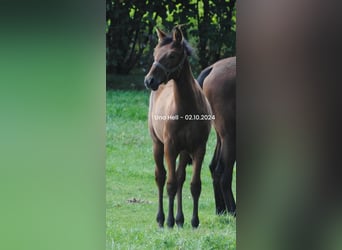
(173, 61), (197, 106)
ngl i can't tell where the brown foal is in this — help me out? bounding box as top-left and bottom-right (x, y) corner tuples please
(144, 26), (211, 228)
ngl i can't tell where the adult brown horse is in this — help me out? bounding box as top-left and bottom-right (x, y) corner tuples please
(197, 57), (236, 216)
(144, 26), (212, 228)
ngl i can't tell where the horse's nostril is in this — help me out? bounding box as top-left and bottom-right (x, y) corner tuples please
(144, 77), (154, 87)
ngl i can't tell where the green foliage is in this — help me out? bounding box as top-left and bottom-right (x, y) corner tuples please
(106, 90), (236, 249)
(106, 0), (236, 78)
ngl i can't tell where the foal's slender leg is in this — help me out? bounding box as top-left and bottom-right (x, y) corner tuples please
(153, 141), (166, 227)
(164, 143), (178, 228)
(191, 146), (206, 228)
(220, 137), (236, 216)
(175, 151), (191, 227)
(210, 133), (226, 214)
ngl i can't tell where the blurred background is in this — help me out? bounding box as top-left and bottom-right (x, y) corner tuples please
(2, 0), (341, 249)
(106, 0), (236, 89)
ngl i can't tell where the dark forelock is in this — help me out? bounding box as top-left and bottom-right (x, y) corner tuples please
(158, 34), (193, 56)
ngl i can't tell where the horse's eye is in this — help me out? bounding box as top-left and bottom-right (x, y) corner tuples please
(169, 54), (176, 59)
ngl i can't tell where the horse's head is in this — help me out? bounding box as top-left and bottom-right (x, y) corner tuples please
(144, 26), (191, 91)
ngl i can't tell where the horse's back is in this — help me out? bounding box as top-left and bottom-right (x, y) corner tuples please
(207, 57), (235, 85)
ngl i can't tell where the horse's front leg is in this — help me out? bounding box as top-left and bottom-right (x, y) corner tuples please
(191, 145), (206, 228)
(175, 151), (191, 227)
(153, 141), (166, 227)
(164, 143), (178, 228)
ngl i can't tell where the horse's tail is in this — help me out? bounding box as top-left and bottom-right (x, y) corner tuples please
(187, 157), (193, 166)
(197, 66), (213, 89)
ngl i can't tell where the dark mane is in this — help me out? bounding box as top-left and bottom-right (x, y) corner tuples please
(159, 35), (193, 56)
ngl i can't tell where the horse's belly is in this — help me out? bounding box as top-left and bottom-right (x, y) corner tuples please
(172, 121), (211, 152)
(151, 118), (210, 150)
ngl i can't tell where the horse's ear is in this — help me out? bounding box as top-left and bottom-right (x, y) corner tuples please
(172, 26), (183, 44)
(156, 28), (166, 42)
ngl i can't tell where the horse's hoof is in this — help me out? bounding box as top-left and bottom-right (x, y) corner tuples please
(216, 205), (226, 215)
(175, 213), (184, 228)
(156, 212), (165, 227)
(167, 217), (175, 228)
(191, 216), (199, 228)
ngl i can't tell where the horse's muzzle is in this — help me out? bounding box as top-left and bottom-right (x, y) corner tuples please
(144, 76), (159, 91)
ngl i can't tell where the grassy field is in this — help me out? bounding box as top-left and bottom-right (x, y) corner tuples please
(106, 90), (236, 249)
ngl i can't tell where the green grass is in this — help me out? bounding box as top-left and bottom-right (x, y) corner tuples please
(107, 71), (146, 90)
(106, 90), (236, 249)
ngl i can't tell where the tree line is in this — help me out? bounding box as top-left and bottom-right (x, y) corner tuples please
(106, 0), (236, 75)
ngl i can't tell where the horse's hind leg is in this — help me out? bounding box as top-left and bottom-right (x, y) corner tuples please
(191, 145), (206, 228)
(220, 136), (236, 216)
(175, 151), (191, 227)
(153, 140), (166, 227)
(210, 133), (226, 214)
